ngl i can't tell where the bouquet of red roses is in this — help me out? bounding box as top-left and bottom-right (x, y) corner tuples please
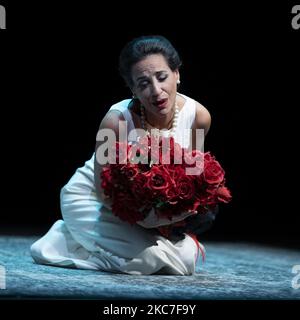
(100, 135), (231, 238)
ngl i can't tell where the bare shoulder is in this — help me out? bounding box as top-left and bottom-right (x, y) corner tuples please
(193, 100), (211, 136)
(99, 109), (125, 131)
(95, 109), (126, 146)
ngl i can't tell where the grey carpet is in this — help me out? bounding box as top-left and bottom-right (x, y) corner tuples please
(0, 236), (300, 299)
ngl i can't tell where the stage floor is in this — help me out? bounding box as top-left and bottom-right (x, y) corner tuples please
(1, 236), (300, 300)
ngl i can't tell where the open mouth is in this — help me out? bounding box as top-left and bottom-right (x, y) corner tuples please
(153, 98), (168, 108)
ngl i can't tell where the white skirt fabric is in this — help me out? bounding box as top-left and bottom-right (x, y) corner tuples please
(30, 153), (205, 275)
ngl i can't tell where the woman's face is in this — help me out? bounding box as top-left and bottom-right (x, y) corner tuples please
(131, 54), (179, 118)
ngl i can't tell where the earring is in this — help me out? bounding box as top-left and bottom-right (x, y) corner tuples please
(177, 80), (181, 84)
(132, 93), (137, 99)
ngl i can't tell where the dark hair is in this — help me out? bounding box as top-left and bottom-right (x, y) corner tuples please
(119, 35), (182, 88)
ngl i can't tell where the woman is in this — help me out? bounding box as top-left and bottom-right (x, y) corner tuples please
(30, 35), (213, 275)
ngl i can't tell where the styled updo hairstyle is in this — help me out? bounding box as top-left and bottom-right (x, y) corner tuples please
(119, 35), (182, 89)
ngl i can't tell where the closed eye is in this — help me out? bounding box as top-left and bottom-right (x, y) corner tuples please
(138, 80), (150, 89)
(158, 75), (168, 82)
(137, 73), (168, 90)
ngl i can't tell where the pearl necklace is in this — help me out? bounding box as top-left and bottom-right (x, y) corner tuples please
(140, 104), (179, 137)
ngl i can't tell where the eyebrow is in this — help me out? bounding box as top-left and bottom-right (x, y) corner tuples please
(136, 76), (148, 81)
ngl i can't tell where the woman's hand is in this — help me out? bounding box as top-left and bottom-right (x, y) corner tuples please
(171, 205), (219, 236)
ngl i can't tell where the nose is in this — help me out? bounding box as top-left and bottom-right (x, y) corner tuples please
(151, 79), (163, 97)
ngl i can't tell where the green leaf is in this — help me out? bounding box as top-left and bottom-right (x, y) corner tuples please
(156, 201), (166, 208)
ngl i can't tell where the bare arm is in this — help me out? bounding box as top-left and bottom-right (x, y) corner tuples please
(191, 101), (211, 150)
(94, 110), (125, 203)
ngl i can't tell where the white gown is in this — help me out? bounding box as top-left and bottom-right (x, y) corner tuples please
(30, 93), (205, 275)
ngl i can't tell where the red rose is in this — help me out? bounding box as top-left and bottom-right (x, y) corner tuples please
(216, 186), (232, 203)
(204, 153), (225, 185)
(165, 186), (179, 203)
(176, 175), (195, 200)
(204, 152), (214, 162)
(121, 164), (139, 180)
(145, 166), (174, 195)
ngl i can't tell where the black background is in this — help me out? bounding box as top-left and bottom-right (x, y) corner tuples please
(0, 2), (298, 247)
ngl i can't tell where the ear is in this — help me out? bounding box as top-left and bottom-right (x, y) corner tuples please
(174, 69), (180, 83)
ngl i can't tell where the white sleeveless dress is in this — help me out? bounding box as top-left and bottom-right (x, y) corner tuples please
(30, 93), (205, 275)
